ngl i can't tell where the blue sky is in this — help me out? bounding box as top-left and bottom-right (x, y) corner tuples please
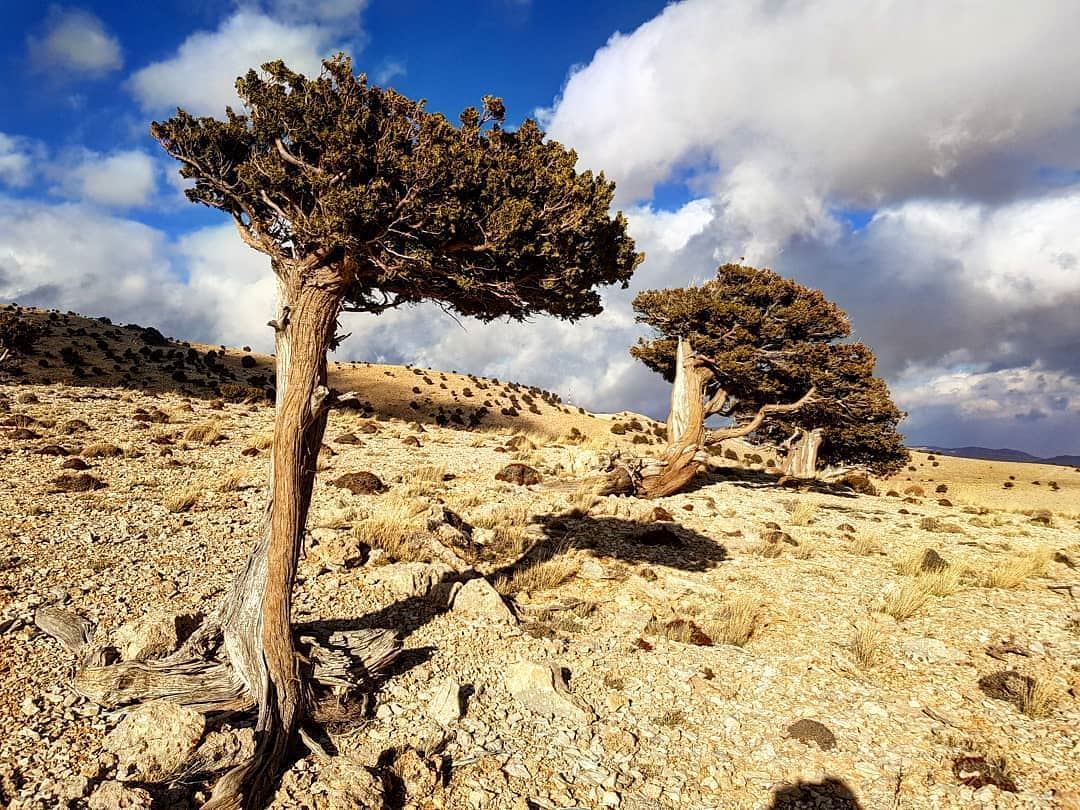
(2, 1), (1079, 457)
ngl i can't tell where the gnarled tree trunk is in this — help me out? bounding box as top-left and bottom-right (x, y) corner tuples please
(38, 263), (402, 809)
(782, 427), (824, 478)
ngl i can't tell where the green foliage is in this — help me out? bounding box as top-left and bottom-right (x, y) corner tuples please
(632, 264), (908, 475)
(151, 55), (641, 320)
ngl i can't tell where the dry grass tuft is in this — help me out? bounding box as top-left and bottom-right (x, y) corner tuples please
(413, 463), (449, 483)
(1019, 676), (1057, 718)
(879, 580), (930, 620)
(849, 531), (882, 556)
(977, 547), (1052, 589)
(165, 487), (200, 513)
(217, 470), (246, 492)
(703, 596), (759, 647)
(790, 499), (819, 526)
(185, 420), (226, 445)
(849, 622), (883, 668)
(352, 493), (429, 561)
(792, 539), (817, 559)
(495, 552), (578, 594)
(247, 432), (274, 451)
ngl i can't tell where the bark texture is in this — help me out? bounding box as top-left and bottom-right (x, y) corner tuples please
(782, 428), (824, 478)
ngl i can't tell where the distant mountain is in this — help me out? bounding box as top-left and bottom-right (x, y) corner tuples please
(920, 446), (1080, 467)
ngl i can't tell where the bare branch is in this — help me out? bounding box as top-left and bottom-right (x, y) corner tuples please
(275, 138), (323, 174)
(705, 386), (817, 445)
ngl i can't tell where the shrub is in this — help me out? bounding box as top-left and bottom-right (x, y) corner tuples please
(0, 312), (42, 354)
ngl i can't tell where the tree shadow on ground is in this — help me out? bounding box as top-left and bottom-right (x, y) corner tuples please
(316, 512), (728, 645)
(768, 778), (863, 809)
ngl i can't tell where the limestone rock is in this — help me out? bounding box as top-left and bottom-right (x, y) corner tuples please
(112, 612), (179, 661)
(307, 755), (386, 809)
(451, 577), (515, 623)
(427, 677), (464, 725)
(87, 781), (153, 809)
(372, 562), (452, 598)
(104, 700), (205, 781)
(507, 660), (594, 723)
(902, 637), (964, 664)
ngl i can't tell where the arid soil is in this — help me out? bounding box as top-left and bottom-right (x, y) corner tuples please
(1, 308), (1078, 809)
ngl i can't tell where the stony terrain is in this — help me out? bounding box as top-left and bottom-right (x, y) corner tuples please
(1, 307), (1078, 809)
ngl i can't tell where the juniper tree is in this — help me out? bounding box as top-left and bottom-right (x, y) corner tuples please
(629, 264), (906, 493)
(58, 55), (640, 808)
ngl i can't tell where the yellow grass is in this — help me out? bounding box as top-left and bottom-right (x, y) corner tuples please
(849, 623), (882, 668)
(352, 493), (430, 561)
(977, 547), (1053, 589)
(879, 580), (930, 620)
(184, 420), (225, 445)
(849, 531), (881, 556)
(495, 552), (577, 594)
(165, 486), (200, 513)
(1019, 676), (1057, 719)
(247, 432), (274, 451)
(703, 596), (759, 647)
(789, 499), (819, 526)
(217, 470), (246, 492)
(414, 463), (449, 483)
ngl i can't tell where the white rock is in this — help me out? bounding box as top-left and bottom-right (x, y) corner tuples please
(427, 677), (464, 725)
(507, 660), (594, 723)
(103, 700), (205, 781)
(451, 577), (516, 623)
(901, 637), (965, 664)
(112, 612), (179, 661)
(86, 780), (153, 809)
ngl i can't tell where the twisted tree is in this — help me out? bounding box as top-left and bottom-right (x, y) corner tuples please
(627, 264), (905, 495)
(43, 55), (640, 808)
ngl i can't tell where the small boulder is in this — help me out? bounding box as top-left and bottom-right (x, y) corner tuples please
(52, 473), (106, 492)
(426, 677), (464, 725)
(495, 463), (542, 486)
(61, 457), (91, 470)
(507, 660), (594, 723)
(113, 612), (180, 661)
(87, 781), (153, 809)
(786, 718), (836, 750)
(331, 471), (385, 495)
(648, 506), (675, 522)
(104, 700), (205, 782)
(902, 637), (964, 664)
(839, 472), (877, 496)
(919, 548), (949, 573)
(451, 577), (515, 623)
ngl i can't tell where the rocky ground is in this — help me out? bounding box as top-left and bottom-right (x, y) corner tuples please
(0, 308), (1078, 809)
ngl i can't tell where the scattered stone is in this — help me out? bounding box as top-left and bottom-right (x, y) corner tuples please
(393, 748), (439, 803)
(507, 660), (594, 723)
(184, 726), (256, 775)
(331, 471), (385, 495)
(763, 529), (797, 546)
(919, 548), (949, 572)
(495, 463), (542, 486)
(374, 561), (452, 598)
(839, 472), (877, 496)
(335, 432), (362, 445)
(103, 700), (205, 782)
(112, 612), (179, 661)
(786, 719), (836, 750)
(902, 637), (964, 664)
(87, 781), (154, 809)
(837, 523), (856, 533)
(60, 457), (91, 470)
(309, 755), (386, 808)
(952, 756), (1018, 792)
(978, 670), (1035, 710)
(402, 435), (421, 448)
(51, 473), (106, 492)
(36, 444), (70, 456)
(648, 506), (675, 522)
(451, 577), (515, 623)
(426, 677), (464, 725)
(1029, 509), (1053, 527)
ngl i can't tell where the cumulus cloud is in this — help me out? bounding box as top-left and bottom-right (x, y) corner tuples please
(49, 149), (159, 208)
(128, 11), (341, 115)
(0, 133), (44, 188)
(28, 8), (123, 74)
(258, 0), (367, 24)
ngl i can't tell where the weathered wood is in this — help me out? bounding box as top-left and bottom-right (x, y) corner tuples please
(783, 427), (824, 478)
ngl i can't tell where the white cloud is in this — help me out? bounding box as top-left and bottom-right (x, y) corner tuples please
(544, 0), (1080, 251)
(29, 8), (122, 74)
(128, 11), (339, 115)
(50, 149), (159, 208)
(0, 134), (44, 188)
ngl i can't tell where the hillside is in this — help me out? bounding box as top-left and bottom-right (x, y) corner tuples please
(1, 306), (1078, 810)
(923, 447), (1080, 469)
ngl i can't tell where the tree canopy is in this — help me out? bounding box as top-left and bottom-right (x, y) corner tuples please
(631, 264), (908, 474)
(151, 54), (642, 321)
